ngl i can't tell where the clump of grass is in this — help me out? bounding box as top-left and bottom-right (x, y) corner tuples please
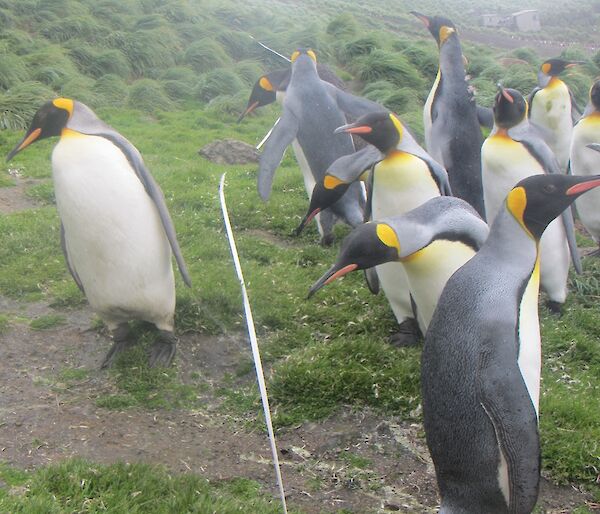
(396, 40), (439, 81)
(26, 181), (55, 204)
(30, 314), (67, 330)
(0, 51), (30, 90)
(206, 93), (248, 117)
(217, 30), (258, 61)
(352, 49), (426, 90)
(0, 314), (9, 333)
(68, 42), (130, 79)
(196, 69), (244, 103)
(128, 79), (173, 113)
(234, 60), (265, 86)
(327, 13), (359, 38)
(337, 35), (380, 64)
(0, 81), (54, 130)
(0, 459), (285, 513)
(40, 14), (108, 43)
(60, 75), (99, 107)
(0, 28), (36, 55)
(185, 38), (232, 74)
(159, 67), (198, 101)
(93, 73), (129, 106)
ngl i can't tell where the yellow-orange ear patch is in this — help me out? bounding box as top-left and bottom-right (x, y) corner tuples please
(541, 62), (551, 74)
(439, 26), (455, 43)
(52, 98), (74, 116)
(376, 223), (400, 251)
(389, 113), (404, 140)
(259, 77), (274, 92)
(506, 186), (532, 236)
(291, 50), (300, 62)
(324, 175), (345, 190)
(307, 49), (317, 62)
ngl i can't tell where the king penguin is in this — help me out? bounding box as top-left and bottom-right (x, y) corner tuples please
(300, 111), (451, 345)
(6, 98), (191, 368)
(412, 12), (485, 219)
(529, 58), (583, 172)
(422, 173), (600, 514)
(482, 86), (582, 313)
(308, 196), (488, 334)
(257, 49), (366, 246)
(570, 80), (600, 255)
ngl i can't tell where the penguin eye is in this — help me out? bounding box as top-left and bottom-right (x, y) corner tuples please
(542, 184), (557, 194)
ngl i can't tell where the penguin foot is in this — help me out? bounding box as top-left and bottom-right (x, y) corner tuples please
(389, 319), (422, 348)
(101, 324), (135, 369)
(320, 233), (335, 247)
(545, 300), (563, 316)
(149, 331), (177, 367)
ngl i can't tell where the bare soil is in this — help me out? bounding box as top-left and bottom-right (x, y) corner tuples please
(0, 176), (42, 214)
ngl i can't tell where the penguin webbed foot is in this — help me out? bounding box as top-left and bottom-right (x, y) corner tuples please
(101, 324), (135, 369)
(586, 246), (600, 258)
(388, 319), (423, 348)
(545, 300), (563, 316)
(149, 330), (177, 367)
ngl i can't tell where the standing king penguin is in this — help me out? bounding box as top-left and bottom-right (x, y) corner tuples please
(307, 196), (488, 334)
(257, 49), (365, 246)
(482, 86), (581, 313)
(300, 111), (451, 345)
(412, 12), (485, 219)
(529, 58), (583, 172)
(7, 98), (191, 368)
(423, 173), (600, 514)
(570, 80), (600, 255)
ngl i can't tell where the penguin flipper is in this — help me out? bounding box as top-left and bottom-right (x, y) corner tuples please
(569, 89), (582, 122)
(60, 222), (85, 294)
(478, 343), (540, 513)
(407, 152), (452, 197)
(513, 131), (561, 175)
(98, 132), (192, 287)
(476, 105), (494, 130)
(527, 88), (541, 118)
(327, 145), (382, 184)
(561, 208), (582, 274)
(323, 83), (387, 119)
(258, 108), (299, 201)
(364, 268), (380, 295)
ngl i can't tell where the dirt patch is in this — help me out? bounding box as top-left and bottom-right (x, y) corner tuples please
(0, 176), (43, 214)
(0, 300), (595, 513)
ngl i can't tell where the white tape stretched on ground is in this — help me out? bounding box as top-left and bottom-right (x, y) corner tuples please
(218, 173), (288, 514)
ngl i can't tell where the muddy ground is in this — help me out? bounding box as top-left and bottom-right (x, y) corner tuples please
(1, 188), (598, 513)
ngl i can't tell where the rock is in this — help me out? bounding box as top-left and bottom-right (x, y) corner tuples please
(198, 139), (259, 165)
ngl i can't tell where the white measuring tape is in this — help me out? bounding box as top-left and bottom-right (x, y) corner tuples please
(218, 174), (288, 514)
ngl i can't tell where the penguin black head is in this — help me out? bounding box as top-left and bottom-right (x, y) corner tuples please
(237, 69), (291, 123)
(540, 58), (582, 77)
(291, 48), (317, 64)
(334, 111), (402, 155)
(493, 86), (527, 129)
(7, 98), (73, 161)
(308, 222), (399, 298)
(589, 80), (600, 111)
(506, 173), (600, 240)
(294, 174), (351, 237)
(411, 12), (457, 47)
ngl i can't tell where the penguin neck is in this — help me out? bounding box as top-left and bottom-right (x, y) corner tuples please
(438, 37), (465, 82)
(291, 59), (318, 81)
(483, 206), (539, 275)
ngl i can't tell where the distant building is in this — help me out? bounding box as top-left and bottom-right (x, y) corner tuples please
(480, 9), (541, 32)
(512, 10), (541, 32)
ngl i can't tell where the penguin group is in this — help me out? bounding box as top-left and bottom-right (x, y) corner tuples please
(5, 9), (600, 513)
(234, 15), (600, 513)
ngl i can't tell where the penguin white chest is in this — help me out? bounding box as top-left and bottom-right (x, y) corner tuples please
(481, 135), (545, 221)
(51, 133), (175, 328)
(517, 258), (542, 417)
(372, 152), (439, 219)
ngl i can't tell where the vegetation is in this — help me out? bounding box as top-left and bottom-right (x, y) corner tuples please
(1, 0), (600, 511)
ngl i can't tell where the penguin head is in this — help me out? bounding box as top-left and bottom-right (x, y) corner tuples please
(7, 98), (73, 161)
(505, 173), (600, 240)
(411, 12), (457, 47)
(291, 48), (317, 64)
(295, 174), (351, 236)
(493, 86), (527, 129)
(308, 222), (399, 297)
(237, 69), (291, 122)
(334, 111), (402, 154)
(540, 58), (582, 77)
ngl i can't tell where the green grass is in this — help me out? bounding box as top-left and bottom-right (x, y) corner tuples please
(29, 314), (66, 330)
(3, 104), (600, 502)
(0, 459), (290, 513)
